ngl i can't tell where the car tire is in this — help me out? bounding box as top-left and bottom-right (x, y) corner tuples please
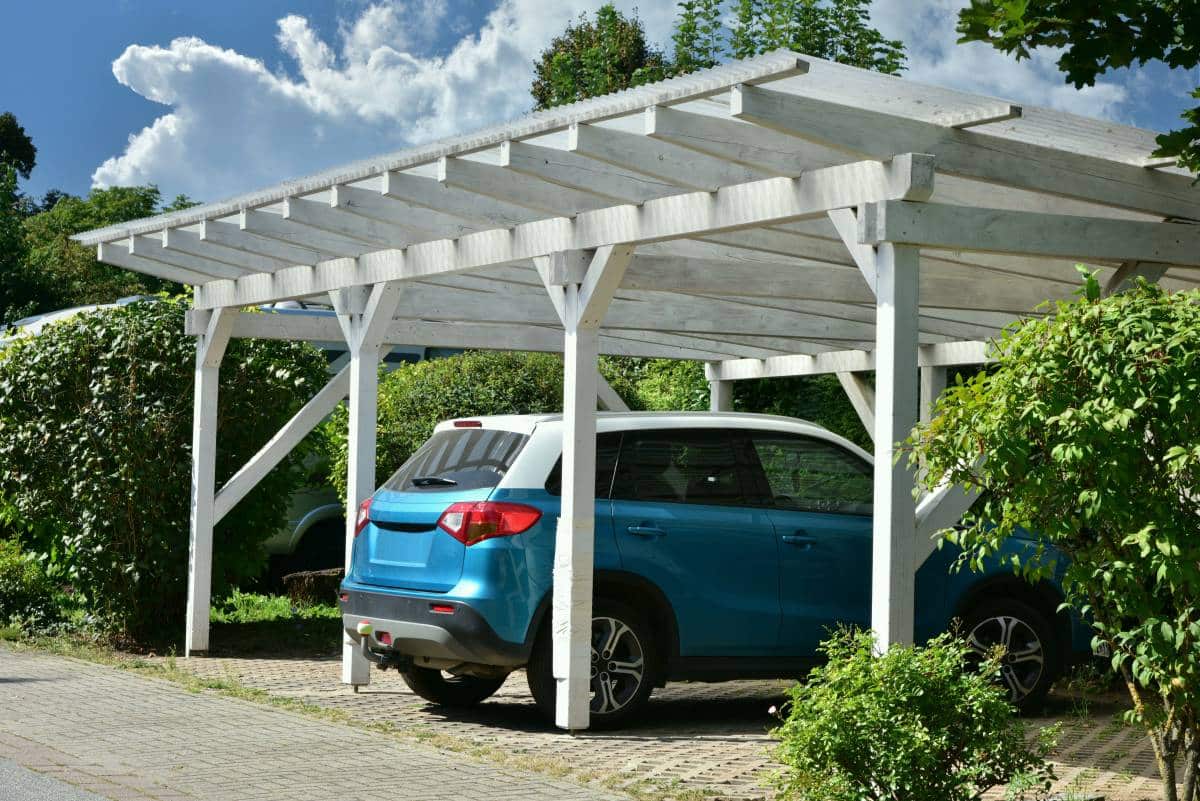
(962, 597), (1059, 713)
(400, 667), (507, 707)
(527, 598), (658, 730)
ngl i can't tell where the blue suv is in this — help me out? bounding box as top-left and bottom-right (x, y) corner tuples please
(340, 412), (1087, 727)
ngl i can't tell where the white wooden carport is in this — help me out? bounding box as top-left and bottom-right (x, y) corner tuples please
(76, 51), (1200, 731)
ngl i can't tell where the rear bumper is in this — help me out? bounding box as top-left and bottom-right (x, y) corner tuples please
(339, 587), (530, 667)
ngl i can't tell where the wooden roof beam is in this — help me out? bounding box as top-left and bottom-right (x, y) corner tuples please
(499, 140), (676, 204)
(240, 209), (365, 258)
(331, 184), (480, 240)
(163, 228), (292, 273)
(862, 201), (1200, 267)
(730, 83), (1200, 220)
(128, 235), (247, 280)
(438, 156), (609, 216)
(569, 122), (765, 191)
(199, 219), (325, 265)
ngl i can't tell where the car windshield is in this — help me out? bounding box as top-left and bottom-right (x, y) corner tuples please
(382, 428), (529, 492)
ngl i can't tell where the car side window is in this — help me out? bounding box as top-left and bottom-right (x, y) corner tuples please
(748, 434), (873, 515)
(544, 433), (622, 498)
(611, 429), (748, 507)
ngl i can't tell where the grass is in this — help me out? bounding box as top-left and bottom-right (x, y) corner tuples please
(207, 590), (342, 656)
(210, 589), (340, 624)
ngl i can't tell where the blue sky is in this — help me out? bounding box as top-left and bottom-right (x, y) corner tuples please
(2, 0), (1196, 205)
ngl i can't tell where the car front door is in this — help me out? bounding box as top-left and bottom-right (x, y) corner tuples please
(609, 428), (780, 656)
(744, 432), (874, 657)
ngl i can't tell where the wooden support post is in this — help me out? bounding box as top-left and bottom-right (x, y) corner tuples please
(333, 282), (405, 687)
(836, 372), (875, 438)
(871, 243), (920, 649)
(1103, 261), (1169, 297)
(919, 366), (947, 426)
(708, 372), (733, 412)
(556, 289), (600, 730)
(596, 374), (630, 412)
(543, 246), (634, 731)
(185, 308), (234, 656)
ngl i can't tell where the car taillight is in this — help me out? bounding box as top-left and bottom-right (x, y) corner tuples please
(436, 502), (542, 546)
(353, 497), (372, 537)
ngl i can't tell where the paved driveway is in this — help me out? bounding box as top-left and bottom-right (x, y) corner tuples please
(0, 645), (1171, 800)
(0, 647), (626, 801)
(174, 654), (1164, 800)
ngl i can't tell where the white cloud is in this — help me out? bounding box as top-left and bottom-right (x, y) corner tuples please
(92, 0), (676, 201)
(92, 0), (1140, 201)
(870, 0), (1128, 119)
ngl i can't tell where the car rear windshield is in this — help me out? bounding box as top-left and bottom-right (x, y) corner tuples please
(382, 428), (529, 492)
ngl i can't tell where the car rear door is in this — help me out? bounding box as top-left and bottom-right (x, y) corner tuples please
(608, 428), (780, 656)
(743, 431), (874, 657)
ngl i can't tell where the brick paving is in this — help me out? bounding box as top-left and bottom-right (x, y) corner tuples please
(0, 643), (1176, 800)
(0, 647), (627, 801)
(167, 653), (1169, 800)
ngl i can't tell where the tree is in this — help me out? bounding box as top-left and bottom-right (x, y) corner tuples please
(530, 4), (669, 111)
(730, 0), (766, 59)
(0, 113), (36, 180)
(0, 165), (29, 323)
(0, 298), (329, 640)
(13, 185), (180, 321)
(673, 0), (726, 73)
(718, 0), (906, 73)
(958, 1), (1200, 175)
(909, 273), (1200, 801)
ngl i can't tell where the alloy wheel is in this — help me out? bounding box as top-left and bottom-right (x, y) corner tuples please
(967, 614), (1046, 702)
(590, 616), (646, 715)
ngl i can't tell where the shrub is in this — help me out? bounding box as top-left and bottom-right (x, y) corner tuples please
(601, 358), (872, 448)
(325, 351), (569, 498)
(0, 539), (60, 630)
(910, 273), (1200, 801)
(772, 629), (1056, 801)
(0, 297), (328, 640)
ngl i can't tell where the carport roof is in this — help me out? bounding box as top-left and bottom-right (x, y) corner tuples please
(74, 50), (1200, 363)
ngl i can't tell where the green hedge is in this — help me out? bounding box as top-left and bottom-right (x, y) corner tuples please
(325, 351), (568, 499)
(0, 298), (328, 639)
(0, 539), (59, 630)
(325, 351), (871, 499)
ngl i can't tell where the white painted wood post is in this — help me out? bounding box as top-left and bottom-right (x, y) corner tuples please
(333, 282), (406, 686)
(708, 372), (733, 412)
(919, 366), (947, 426)
(556, 283), (600, 730)
(542, 246), (634, 731)
(342, 333), (379, 686)
(596, 374), (631, 412)
(836, 371), (876, 438)
(185, 308), (233, 656)
(871, 243), (921, 649)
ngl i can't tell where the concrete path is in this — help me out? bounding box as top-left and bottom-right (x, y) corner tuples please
(0, 647), (626, 801)
(0, 758), (108, 801)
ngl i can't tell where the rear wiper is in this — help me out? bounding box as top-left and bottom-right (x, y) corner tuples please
(410, 476), (458, 487)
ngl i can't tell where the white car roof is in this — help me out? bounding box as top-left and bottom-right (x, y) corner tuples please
(433, 411), (872, 463)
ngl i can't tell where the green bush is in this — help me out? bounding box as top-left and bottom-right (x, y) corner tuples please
(325, 351), (880, 498)
(0, 298), (328, 640)
(771, 629), (1056, 801)
(0, 539), (60, 630)
(600, 358), (872, 450)
(910, 274), (1200, 801)
(326, 351), (568, 498)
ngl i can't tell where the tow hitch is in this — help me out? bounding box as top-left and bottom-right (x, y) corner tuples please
(355, 620), (411, 673)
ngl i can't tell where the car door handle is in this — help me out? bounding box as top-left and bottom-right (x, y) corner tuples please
(626, 525), (666, 538)
(781, 533), (816, 548)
